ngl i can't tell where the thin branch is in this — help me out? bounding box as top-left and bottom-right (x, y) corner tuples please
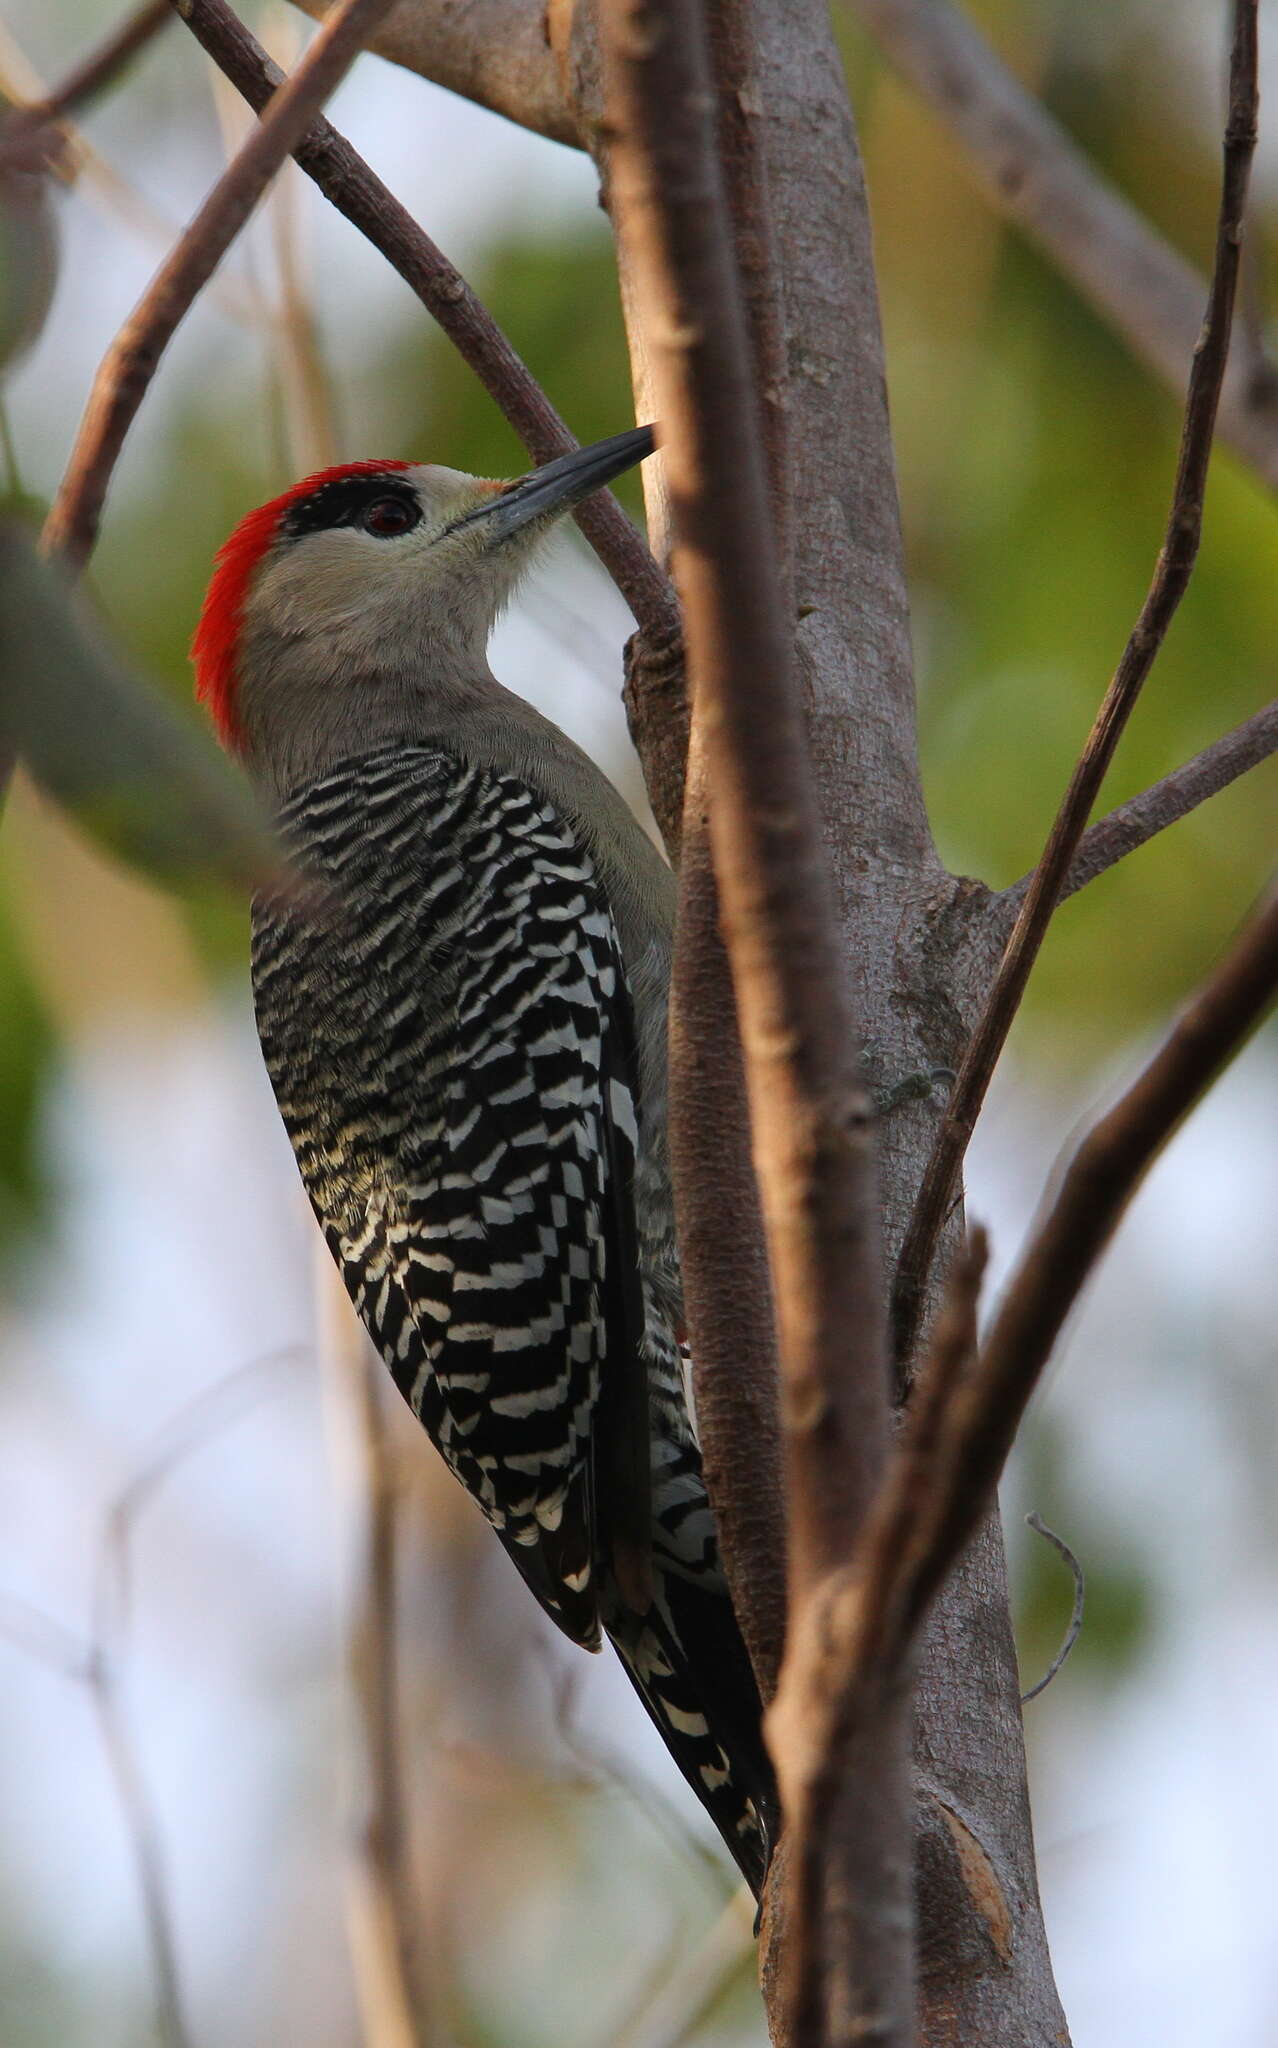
(994, 697), (1278, 925)
(95, 1346), (300, 1642)
(92, 1348), (300, 2048)
(170, 0), (677, 646)
(846, 0), (1278, 493)
(785, 855), (1278, 1880)
(0, 1594), (191, 2047)
(288, 0), (578, 148)
(0, 8), (267, 327)
(535, 1644), (733, 1894)
(600, 0), (901, 2036)
(892, 872), (1278, 1638)
(766, 1228), (986, 2045)
(829, 1229), (988, 1688)
(0, 1350), (299, 2048)
(316, 1253), (429, 2048)
(608, 1891), (756, 2048)
(892, 0), (1260, 1369)
(658, 0), (789, 1699)
(0, 0), (172, 168)
(41, 0), (400, 570)
(1019, 1514), (1085, 1706)
(0, 1592), (95, 1682)
(86, 1657), (192, 2048)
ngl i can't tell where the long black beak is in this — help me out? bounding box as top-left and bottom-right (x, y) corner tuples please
(459, 426), (655, 543)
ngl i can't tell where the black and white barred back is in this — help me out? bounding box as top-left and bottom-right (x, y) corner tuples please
(252, 746), (776, 1896)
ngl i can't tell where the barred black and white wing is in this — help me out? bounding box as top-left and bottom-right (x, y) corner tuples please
(252, 747), (649, 1649)
(252, 744), (777, 1898)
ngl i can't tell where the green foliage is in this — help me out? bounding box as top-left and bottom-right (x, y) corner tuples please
(854, 68), (1278, 1063)
(0, 901), (50, 1239)
(0, 525), (277, 893)
(375, 225), (642, 506)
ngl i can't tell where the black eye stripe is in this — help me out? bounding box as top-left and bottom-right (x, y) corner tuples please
(281, 475), (421, 538)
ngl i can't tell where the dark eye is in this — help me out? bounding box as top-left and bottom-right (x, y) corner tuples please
(360, 496), (418, 538)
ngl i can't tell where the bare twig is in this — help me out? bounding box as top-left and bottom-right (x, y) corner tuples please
(0, 1593), (94, 1681)
(95, 1346), (300, 1642)
(608, 1890), (756, 2048)
(894, 872), (1278, 1635)
(994, 697), (1278, 923)
(536, 1643), (732, 1893)
(0, 1349), (299, 2048)
(1019, 1514), (1085, 1706)
(41, 0), (399, 569)
(288, 0), (578, 148)
(771, 1228), (986, 2044)
(169, 0), (676, 649)
(892, 0), (1260, 1368)
(0, 11), (261, 324)
(316, 1254), (428, 2048)
(87, 1658), (192, 2048)
(92, 1347), (300, 2048)
(658, 0), (788, 1698)
(600, 0), (902, 2035)
(847, 0), (1278, 493)
(0, 1594), (191, 2047)
(821, 1230), (988, 1697)
(0, 0), (172, 168)
(780, 847), (1276, 1917)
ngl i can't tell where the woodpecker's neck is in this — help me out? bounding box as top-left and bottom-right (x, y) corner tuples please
(234, 616), (498, 807)
(239, 633), (676, 1072)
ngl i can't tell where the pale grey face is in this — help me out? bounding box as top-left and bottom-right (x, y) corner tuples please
(232, 429), (654, 801)
(241, 464), (521, 671)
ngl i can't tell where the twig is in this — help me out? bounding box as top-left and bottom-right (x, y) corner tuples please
(658, 0), (788, 1699)
(87, 1656), (192, 2048)
(537, 1644), (733, 1894)
(608, 1890), (756, 2048)
(288, 0), (579, 149)
(0, 0), (172, 168)
(600, 0), (900, 2036)
(0, 1600), (191, 2047)
(846, 0), (1278, 493)
(95, 1346), (300, 1642)
(771, 1229), (986, 2046)
(0, 1348), (299, 2048)
(168, 0), (676, 647)
(782, 850), (1277, 1892)
(92, 1347), (300, 2048)
(1019, 1514), (1085, 1706)
(994, 698), (1278, 922)
(204, 19), (339, 476)
(316, 1252), (428, 2048)
(0, 1592), (94, 1681)
(891, 871), (1278, 1643)
(0, 9), (263, 324)
(892, 0), (1260, 1369)
(41, 0), (399, 570)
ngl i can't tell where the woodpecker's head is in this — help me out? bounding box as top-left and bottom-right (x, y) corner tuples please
(193, 427), (654, 797)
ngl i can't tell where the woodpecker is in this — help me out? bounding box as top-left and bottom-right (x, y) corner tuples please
(194, 427), (777, 1899)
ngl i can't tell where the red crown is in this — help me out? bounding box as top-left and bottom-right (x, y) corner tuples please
(192, 461), (413, 750)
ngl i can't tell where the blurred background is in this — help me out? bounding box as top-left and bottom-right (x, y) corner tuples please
(1, 1), (1276, 2041)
